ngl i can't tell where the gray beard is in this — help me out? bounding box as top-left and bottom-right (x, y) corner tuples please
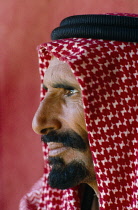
(48, 157), (89, 189)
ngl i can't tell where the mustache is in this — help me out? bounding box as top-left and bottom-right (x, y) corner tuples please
(41, 130), (87, 151)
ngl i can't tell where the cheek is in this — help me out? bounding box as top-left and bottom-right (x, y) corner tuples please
(63, 99), (87, 131)
(61, 147), (93, 169)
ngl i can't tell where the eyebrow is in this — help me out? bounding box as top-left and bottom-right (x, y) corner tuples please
(53, 83), (75, 90)
(42, 83), (76, 90)
(43, 85), (48, 90)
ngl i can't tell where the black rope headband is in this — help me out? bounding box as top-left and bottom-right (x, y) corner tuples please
(51, 14), (138, 42)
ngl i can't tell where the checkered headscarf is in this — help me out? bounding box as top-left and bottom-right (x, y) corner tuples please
(20, 14), (138, 210)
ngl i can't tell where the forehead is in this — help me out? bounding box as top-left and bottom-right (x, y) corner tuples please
(44, 57), (80, 88)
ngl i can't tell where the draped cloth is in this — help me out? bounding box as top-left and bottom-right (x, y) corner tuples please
(20, 14), (138, 210)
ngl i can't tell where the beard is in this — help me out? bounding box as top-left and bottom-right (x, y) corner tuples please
(41, 130), (90, 189)
(48, 157), (89, 189)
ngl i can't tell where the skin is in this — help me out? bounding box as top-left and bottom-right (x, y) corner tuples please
(32, 57), (99, 197)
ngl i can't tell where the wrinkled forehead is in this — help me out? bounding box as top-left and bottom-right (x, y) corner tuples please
(43, 56), (81, 89)
(48, 56), (65, 68)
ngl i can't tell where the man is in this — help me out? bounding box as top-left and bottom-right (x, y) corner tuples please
(20, 14), (138, 210)
(32, 56), (99, 209)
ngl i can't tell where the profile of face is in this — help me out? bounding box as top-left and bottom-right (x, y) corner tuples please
(32, 57), (97, 192)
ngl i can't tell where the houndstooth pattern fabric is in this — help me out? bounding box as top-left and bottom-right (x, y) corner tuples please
(36, 38), (138, 210)
(20, 26), (138, 210)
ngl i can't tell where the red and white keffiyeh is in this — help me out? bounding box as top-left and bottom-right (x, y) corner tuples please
(20, 16), (138, 210)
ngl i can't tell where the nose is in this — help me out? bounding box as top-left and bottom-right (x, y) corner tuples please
(32, 95), (62, 135)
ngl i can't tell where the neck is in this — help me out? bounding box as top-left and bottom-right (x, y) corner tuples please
(91, 195), (99, 210)
(80, 184), (99, 210)
(88, 180), (99, 198)
(88, 181), (99, 210)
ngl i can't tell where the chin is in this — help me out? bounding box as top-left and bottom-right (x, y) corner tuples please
(48, 157), (90, 189)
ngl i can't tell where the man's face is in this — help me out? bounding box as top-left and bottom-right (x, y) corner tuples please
(32, 57), (96, 189)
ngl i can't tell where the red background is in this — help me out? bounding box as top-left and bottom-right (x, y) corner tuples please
(1, 1), (138, 209)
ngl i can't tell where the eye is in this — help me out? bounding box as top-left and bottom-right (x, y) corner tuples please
(65, 89), (79, 97)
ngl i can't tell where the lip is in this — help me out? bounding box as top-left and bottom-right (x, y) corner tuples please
(47, 142), (68, 156)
